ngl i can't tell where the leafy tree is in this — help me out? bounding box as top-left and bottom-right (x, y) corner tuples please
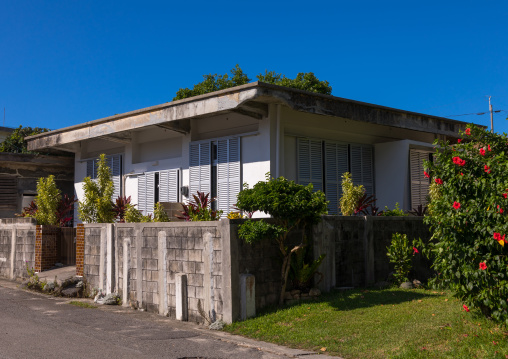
(173, 65), (332, 101)
(173, 65), (250, 101)
(425, 124), (508, 324)
(34, 175), (61, 225)
(0, 125), (49, 153)
(78, 154), (115, 223)
(236, 174), (328, 305)
(257, 70), (332, 95)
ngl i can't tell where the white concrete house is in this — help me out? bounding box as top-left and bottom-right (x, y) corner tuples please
(27, 82), (467, 222)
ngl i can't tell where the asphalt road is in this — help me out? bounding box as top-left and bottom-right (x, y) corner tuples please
(0, 280), (323, 359)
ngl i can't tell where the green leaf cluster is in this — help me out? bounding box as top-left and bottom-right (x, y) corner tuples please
(34, 175), (60, 225)
(380, 202), (407, 216)
(425, 124), (508, 324)
(386, 233), (416, 284)
(0, 125), (49, 153)
(124, 202), (171, 223)
(339, 172), (365, 215)
(78, 154), (115, 223)
(173, 65), (332, 101)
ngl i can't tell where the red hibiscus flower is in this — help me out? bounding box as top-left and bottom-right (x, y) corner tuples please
(453, 156), (466, 166)
(413, 247), (419, 255)
(504, 193), (508, 199)
(484, 165), (491, 173)
(460, 173), (464, 176)
(458, 139), (462, 143)
(479, 262), (487, 270)
(488, 144), (492, 151)
(463, 304), (470, 312)
(424, 171), (430, 178)
(453, 201), (461, 209)
(498, 205), (504, 214)
(435, 178), (443, 185)
(465, 128), (471, 135)
(493, 232), (506, 246)
(479, 148), (486, 156)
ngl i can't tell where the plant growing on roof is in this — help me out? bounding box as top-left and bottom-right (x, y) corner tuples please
(235, 174), (328, 305)
(78, 154), (115, 223)
(425, 124), (508, 324)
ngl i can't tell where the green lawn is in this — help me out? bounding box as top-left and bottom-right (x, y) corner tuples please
(225, 288), (508, 358)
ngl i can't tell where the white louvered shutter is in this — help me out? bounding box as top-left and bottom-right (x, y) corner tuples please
(159, 169), (179, 203)
(137, 172), (155, 216)
(86, 160), (95, 178)
(297, 138), (323, 192)
(324, 142), (349, 214)
(410, 149), (431, 209)
(107, 155), (122, 201)
(217, 138), (241, 214)
(137, 174), (147, 215)
(350, 144), (374, 197)
(189, 142), (211, 197)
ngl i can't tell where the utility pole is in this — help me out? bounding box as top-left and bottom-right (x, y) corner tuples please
(489, 96), (494, 133)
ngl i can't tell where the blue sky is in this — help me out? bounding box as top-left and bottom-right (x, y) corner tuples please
(1, 1), (507, 134)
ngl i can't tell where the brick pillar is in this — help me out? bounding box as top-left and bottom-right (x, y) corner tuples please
(76, 224), (85, 276)
(35, 225), (42, 272)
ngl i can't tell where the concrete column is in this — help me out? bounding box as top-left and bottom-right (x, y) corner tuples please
(203, 231), (216, 323)
(99, 226), (106, 292)
(364, 217), (375, 286)
(157, 231), (168, 316)
(220, 220), (239, 324)
(122, 237), (131, 307)
(240, 274), (255, 320)
(175, 273), (188, 321)
(135, 227), (143, 309)
(106, 223), (114, 294)
(9, 227), (16, 280)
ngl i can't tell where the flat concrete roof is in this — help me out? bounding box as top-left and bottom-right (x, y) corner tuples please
(27, 82), (469, 151)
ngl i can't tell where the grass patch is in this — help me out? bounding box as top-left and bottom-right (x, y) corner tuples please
(225, 288), (508, 358)
(68, 300), (97, 309)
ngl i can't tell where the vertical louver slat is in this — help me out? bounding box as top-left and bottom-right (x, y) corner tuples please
(86, 160), (94, 178)
(168, 169), (179, 202)
(0, 175), (17, 210)
(217, 139), (229, 213)
(199, 143), (211, 196)
(159, 171), (169, 203)
(297, 138), (323, 192)
(145, 172), (155, 216)
(189, 143), (200, 197)
(137, 174), (147, 215)
(410, 149), (431, 209)
(324, 142), (349, 214)
(228, 137), (241, 213)
(110, 155), (122, 201)
(350, 144), (374, 197)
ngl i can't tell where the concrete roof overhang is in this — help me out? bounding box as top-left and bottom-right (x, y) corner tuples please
(26, 82), (469, 152)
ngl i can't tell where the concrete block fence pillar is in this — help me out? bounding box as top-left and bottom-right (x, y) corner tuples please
(240, 274), (255, 321)
(176, 273), (188, 321)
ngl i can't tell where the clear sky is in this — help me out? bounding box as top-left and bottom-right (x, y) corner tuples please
(1, 1), (507, 134)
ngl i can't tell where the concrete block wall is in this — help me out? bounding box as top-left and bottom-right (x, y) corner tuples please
(83, 226), (102, 288)
(0, 218), (37, 280)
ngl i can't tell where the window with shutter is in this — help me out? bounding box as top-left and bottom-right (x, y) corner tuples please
(324, 142), (349, 214)
(137, 172), (155, 216)
(297, 138), (323, 192)
(189, 142), (211, 196)
(350, 144), (374, 197)
(217, 137), (241, 213)
(410, 149), (432, 209)
(159, 169), (180, 203)
(0, 175), (17, 211)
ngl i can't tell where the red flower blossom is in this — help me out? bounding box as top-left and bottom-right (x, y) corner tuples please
(479, 148), (486, 156)
(484, 165), (491, 174)
(498, 205), (504, 214)
(479, 262), (487, 270)
(453, 201), (461, 209)
(435, 178), (443, 185)
(465, 128), (471, 135)
(458, 139), (462, 143)
(453, 156), (466, 166)
(424, 171), (430, 178)
(488, 144), (492, 151)
(463, 304), (470, 312)
(504, 193), (508, 199)
(413, 247), (419, 255)
(460, 173), (464, 176)
(493, 232), (506, 246)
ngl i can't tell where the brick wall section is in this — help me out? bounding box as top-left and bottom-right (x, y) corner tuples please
(35, 225), (60, 271)
(76, 224), (85, 276)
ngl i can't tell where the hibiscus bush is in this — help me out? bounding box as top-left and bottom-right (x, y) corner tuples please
(425, 124), (508, 324)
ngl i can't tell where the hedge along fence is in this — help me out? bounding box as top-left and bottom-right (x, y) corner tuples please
(313, 216), (432, 292)
(74, 216), (431, 324)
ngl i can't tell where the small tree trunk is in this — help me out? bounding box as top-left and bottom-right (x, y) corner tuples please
(279, 253), (292, 305)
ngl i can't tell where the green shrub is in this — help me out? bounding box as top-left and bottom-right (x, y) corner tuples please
(339, 172), (365, 216)
(386, 233), (418, 284)
(380, 202), (407, 216)
(153, 202), (170, 222)
(425, 124), (508, 324)
(34, 175), (61, 225)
